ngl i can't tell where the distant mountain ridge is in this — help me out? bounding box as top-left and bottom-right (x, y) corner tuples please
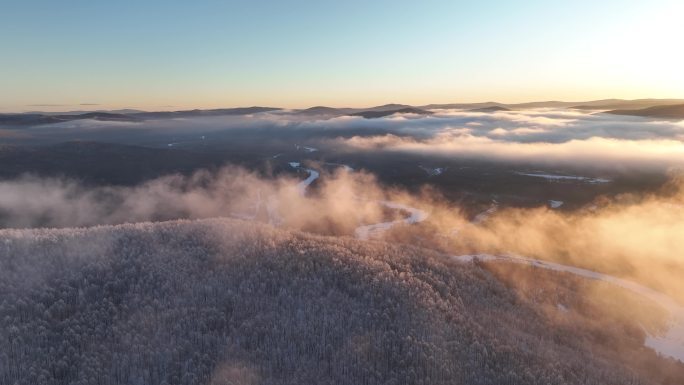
(571, 99), (684, 111)
(294, 99), (684, 114)
(132, 106), (281, 119)
(4, 99), (684, 127)
(295, 106), (354, 116)
(421, 99), (684, 110)
(0, 107), (282, 127)
(350, 107), (434, 119)
(606, 104), (684, 119)
(469, 106), (511, 113)
(293, 103), (416, 117)
(0, 112), (142, 126)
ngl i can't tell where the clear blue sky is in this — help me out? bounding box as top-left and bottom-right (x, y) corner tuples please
(1, 0), (682, 111)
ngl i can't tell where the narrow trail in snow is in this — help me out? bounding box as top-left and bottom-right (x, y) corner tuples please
(454, 254), (684, 362)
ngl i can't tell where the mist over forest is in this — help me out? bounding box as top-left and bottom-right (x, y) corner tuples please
(2, 103), (684, 384)
(4, 0), (684, 382)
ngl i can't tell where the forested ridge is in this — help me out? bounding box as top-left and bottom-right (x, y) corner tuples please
(0, 218), (681, 385)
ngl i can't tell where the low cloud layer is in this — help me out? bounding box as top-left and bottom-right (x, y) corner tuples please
(2, 164), (684, 300)
(0, 166), (401, 235)
(11, 107), (684, 170)
(320, 109), (684, 169)
(340, 133), (684, 169)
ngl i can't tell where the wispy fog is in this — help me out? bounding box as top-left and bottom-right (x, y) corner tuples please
(0, 167), (397, 235)
(2, 163), (684, 300)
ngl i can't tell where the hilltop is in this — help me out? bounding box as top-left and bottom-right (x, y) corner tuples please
(606, 104), (684, 119)
(350, 107), (434, 119)
(0, 107), (281, 128)
(1, 217), (681, 385)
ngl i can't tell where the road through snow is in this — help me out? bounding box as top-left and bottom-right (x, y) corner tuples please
(454, 254), (684, 362)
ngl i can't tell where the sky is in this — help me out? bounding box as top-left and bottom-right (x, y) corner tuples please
(1, 0), (683, 112)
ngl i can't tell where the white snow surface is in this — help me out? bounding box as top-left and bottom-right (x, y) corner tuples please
(454, 254), (684, 362)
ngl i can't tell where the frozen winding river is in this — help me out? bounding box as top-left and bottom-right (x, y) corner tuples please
(251, 161), (684, 362)
(454, 254), (684, 362)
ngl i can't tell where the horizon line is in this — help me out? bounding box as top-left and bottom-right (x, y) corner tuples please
(4, 97), (684, 114)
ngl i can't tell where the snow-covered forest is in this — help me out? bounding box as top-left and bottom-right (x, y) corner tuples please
(1, 218), (682, 385)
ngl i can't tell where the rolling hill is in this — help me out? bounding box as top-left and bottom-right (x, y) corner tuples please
(5, 100), (684, 128)
(350, 107), (434, 119)
(422, 99), (684, 111)
(572, 99), (684, 111)
(294, 106), (352, 116)
(606, 104), (684, 119)
(0, 107), (281, 128)
(0, 112), (140, 126)
(469, 106), (512, 113)
(0, 217), (681, 385)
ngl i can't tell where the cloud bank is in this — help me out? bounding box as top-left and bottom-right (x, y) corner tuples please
(21, 107), (684, 169)
(315, 109), (684, 169)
